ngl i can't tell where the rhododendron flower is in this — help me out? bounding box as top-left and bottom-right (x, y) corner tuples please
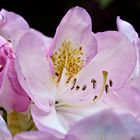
(3, 110), (140, 140)
(0, 9), (31, 112)
(16, 7), (137, 134)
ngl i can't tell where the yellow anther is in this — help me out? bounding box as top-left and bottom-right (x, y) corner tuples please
(51, 40), (84, 84)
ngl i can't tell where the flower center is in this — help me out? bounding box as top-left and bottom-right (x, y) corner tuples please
(55, 70), (113, 109)
(51, 40), (84, 84)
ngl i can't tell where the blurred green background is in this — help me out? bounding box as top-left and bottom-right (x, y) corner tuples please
(0, 0), (140, 36)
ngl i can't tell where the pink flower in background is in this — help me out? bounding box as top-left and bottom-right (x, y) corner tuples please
(0, 9), (30, 47)
(16, 7), (137, 134)
(0, 9), (52, 139)
(0, 9), (30, 112)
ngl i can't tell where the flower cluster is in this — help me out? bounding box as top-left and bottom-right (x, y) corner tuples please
(0, 7), (140, 140)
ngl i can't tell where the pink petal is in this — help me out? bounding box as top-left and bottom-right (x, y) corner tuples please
(96, 31), (139, 79)
(116, 17), (140, 78)
(96, 31), (131, 52)
(31, 104), (67, 134)
(0, 36), (7, 46)
(117, 16), (139, 44)
(75, 31), (136, 92)
(8, 58), (29, 97)
(0, 116), (12, 140)
(0, 9), (29, 47)
(49, 6), (97, 65)
(16, 30), (56, 111)
(0, 38), (30, 112)
(0, 59), (30, 112)
(105, 75), (140, 117)
(65, 110), (140, 140)
(14, 130), (63, 140)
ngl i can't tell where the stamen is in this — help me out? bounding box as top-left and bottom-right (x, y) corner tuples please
(93, 96), (98, 101)
(71, 86), (75, 90)
(73, 78), (77, 86)
(109, 79), (113, 87)
(79, 46), (82, 51)
(105, 84), (109, 93)
(91, 78), (96, 88)
(76, 85), (80, 91)
(82, 85), (87, 91)
(93, 71), (108, 102)
(71, 78), (77, 90)
(55, 101), (59, 104)
(91, 79), (96, 83)
(51, 41), (84, 84)
(55, 72), (59, 77)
